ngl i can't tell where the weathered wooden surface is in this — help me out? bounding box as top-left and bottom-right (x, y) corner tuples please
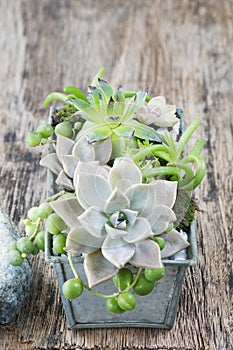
(0, 0), (232, 349)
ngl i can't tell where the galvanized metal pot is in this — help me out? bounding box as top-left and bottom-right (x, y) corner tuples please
(45, 221), (197, 329)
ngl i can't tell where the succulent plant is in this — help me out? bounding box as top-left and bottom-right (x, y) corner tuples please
(40, 134), (112, 191)
(136, 96), (179, 128)
(50, 155), (189, 287)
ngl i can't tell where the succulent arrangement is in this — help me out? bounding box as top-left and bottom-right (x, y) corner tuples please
(8, 68), (205, 315)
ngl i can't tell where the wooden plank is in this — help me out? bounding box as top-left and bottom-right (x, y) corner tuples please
(0, 0), (232, 349)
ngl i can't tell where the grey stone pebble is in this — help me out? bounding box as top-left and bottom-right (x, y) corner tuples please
(0, 209), (32, 324)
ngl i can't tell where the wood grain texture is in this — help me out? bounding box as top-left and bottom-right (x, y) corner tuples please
(0, 0), (232, 349)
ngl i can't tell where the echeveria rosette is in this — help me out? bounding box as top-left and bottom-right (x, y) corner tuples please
(50, 156), (189, 288)
(136, 96), (179, 128)
(40, 134), (112, 191)
(69, 80), (161, 147)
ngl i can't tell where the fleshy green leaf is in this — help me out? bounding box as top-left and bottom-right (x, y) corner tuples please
(113, 101), (125, 116)
(114, 86), (125, 103)
(98, 78), (114, 103)
(122, 88), (148, 122)
(113, 125), (135, 138)
(86, 124), (112, 143)
(127, 120), (161, 141)
(69, 98), (99, 122)
(104, 115), (121, 129)
(43, 92), (69, 108)
(64, 86), (88, 102)
(89, 67), (105, 88)
(90, 87), (102, 111)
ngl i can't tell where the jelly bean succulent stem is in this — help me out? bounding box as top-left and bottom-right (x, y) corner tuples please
(67, 253), (142, 299)
(142, 166), (179, 180)
(45, 190), (66, 203)
(190, 138), (205, 156)
(132, 144), (172, 163)
(176, 118), (201, 157)
(29, 219), (42, 241)
(68, 252), (79, 279)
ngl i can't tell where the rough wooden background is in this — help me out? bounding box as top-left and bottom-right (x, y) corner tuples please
(0, 0), (232, 349)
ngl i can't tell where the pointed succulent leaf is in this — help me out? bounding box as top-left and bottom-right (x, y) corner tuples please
(56, 170), (75, 191)
(130, 240), (163, 269)
(40, 153), (62, 175)
(75, 173), (112, 210)
(125, 183), (157, 219)
(78, 207), (108, 238)
(113, 124), (135, 138)
(104, 115), (121, 129)
(161, 229), (190, 258)
(127, 120), (161, 141)
(64, 86), (88, 102)
(113, 100), (124, 116)
(86, 124), (112, 143)
(121, 208), (138, 226)
(69, 98), (100, 122)
(89, 67), (105, 88)
(105, 223), (128, 239)
(150, 205), (176, 235)
(62, 155), (80, 178)
(134, 88), (149, 108)
(122, 88), (148, 122)
(102, 236), (135, 269)
(104, 187), (130, 213)
(72, 136), (95, 162)
(73, 161), (109, 189)
(123, 217), (153, 243)
(126, 181), (177, 224)
(108, 156), (142, 192)
(56, 135), (74, 164)
(50, 197), (84, 228)
(114, 86), (125, 103)
(66, 228), (103, 255)
(106, 96), (115, 115)
(88, 87), (102, 110)
(93, 137), (112, 164)
(84, 249), (118, 287)
(98, 78), (114, 103)
(150, 180), (177, 208)
(110, 211), (127, 228)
